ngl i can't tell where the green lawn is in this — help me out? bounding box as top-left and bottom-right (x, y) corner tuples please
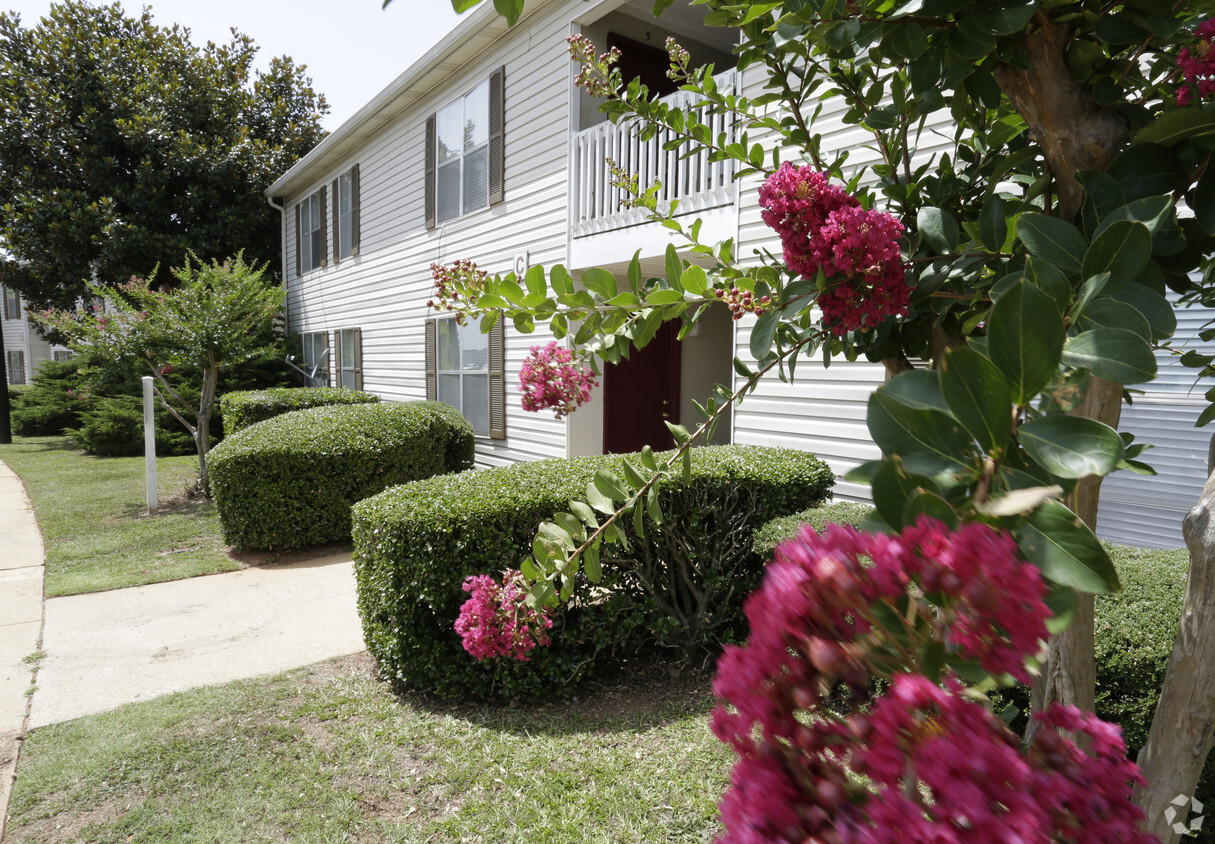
(5, 653), (731, 843)
(0, 436), (238, 596)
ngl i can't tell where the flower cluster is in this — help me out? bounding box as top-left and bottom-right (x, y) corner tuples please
(428, 260), (489, 325)
(712, 519), (1156, 844)
(714, 285), (772, 320)
(665, 36), (690, 82)
(1178, 20), (1215, 105)
(567, 34), (620, 99)
(519, 341), (598, 419)
(759, 162), (909, 334)
(454, 569), (554, 662)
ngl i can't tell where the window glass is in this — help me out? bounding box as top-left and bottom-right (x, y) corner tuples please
(463, 146), (489, 215)
(438, 373), (461, 407)
(461, 321), (488, 370)
(435, 317), (489, 436)
(462, 373), (489, 433)
(437, 161), (461, 224)
(437, 319), (460, 371)
(464, 80), (489, 152)
(338, 173), (354, 261)
(434, 80), (492, 224)
(436, 100), (463, 165)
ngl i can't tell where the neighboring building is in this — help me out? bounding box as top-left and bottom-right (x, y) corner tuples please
(265, 0), (1214, 549)
(0, 285), (70, 386)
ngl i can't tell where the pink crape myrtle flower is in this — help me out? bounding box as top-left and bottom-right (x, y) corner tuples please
(711, 518), (1157, 844)
(455, 569), (553, 661)
(1178, 20), (1215, 105)
(758, 162), (910, 335)
(518, 341), (598, 419)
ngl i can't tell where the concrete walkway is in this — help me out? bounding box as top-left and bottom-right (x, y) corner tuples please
(0, 456), (368, 837)
(0, 460), (45, 843)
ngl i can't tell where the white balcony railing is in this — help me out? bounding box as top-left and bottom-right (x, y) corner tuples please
(571, 70), (737, 238)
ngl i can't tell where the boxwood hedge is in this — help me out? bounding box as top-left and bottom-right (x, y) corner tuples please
(219, 387), (380, 435)
(352, 444), (834, 700)
(210, 401), (474, 550)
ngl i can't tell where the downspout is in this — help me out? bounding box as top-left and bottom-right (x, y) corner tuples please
(266, 195), (289, 336)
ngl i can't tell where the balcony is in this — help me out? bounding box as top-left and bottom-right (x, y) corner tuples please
(570, 70), (738, 241)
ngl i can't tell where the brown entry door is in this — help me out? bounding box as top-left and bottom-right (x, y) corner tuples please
(603, 321), (681, 454)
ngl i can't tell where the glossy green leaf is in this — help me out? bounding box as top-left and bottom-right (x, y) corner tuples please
(979, 195), (1008, 253)
(940, 347), (1013, 452)
(680, 264), (708, 295)
(1109, 284), (1175, 342)
(585, 480), (615, 514)
(750, 310), (780, 360)
(1134, 108), (1215, 147)
(974, 484), (1063, 517)
(1024, 257), (1072, 314)
(872, 460), (939, 530)
(1018, 214), (1086, 275)
(583, 543), (602, 583)
(569, 500), (598, 527)
(889, 22), (929, 59)
(1081, 220), (1151, 292)
(581, 268), (617, 299)
(1074, 298), (1151, 342)
(1019, 415), (1125, 479)
(665, 244), (682, 285)
(1061, 328), (1157, 385)
(1044, 584), (1078, 634)
(868, 390), (975, 476)
(918, 206), (960, 252)
(882, 369), (951, 414)
(988, 280), (1064, 404)
(904, 491), (959, 529)
(646, 289), (684, 305)
(1016, 500), (1120, 593)
(971, 1), (1038, 35)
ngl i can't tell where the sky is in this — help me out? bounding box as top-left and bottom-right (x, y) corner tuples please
(2, 0), (466, 131)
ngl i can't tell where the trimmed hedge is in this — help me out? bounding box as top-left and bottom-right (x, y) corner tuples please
(352, 444), (834, 700)
(209, 401), (474, 550)
(219, 387), (380, 435)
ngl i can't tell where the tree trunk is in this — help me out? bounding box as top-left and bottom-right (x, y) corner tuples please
(195, 359), (219, 494)
(1134, 440), (1215, 844)
(1024, 375), (1122, 741)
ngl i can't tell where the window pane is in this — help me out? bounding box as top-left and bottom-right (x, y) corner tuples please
(438, 374), (461, 408)
(463, 145), (489, 214)
(436, 100), (463, 165)
(339, 174), (353, 215)
(464, 81), (489, 152)
(462, 373), (489, 435)
(339, 213), (353, 260)
(310, 228), (322, 270)
(460, 321), (488, 371)
(437, 319), (460, 371)
(437, 160), (461, 223)
(342, 329), (355, 361)
(341, 369), (356, 389)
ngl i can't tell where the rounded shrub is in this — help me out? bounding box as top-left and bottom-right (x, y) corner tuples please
(209, 401), (474, 550)
(351, 444), (834, 700)
(219, 387), (380, 435)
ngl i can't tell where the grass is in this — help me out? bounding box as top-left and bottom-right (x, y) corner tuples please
(5, 653), (732, 843)
(0, 435), (238, 596)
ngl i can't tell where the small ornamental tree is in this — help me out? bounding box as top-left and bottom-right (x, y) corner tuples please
(401, 0), (1215, 838)
(39, 255), (284, 492)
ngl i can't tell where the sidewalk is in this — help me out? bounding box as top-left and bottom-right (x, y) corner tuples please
(0, 460), (44, 843)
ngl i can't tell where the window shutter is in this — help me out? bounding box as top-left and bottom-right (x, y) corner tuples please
(322, 330), (331, 386)
(353, 327), (363, 391)
(295, 204), (302, 276)
(351, 163), (361, 256)
(334, 328), (344, 388)
(488, 315), (506, 440)
(319, 185), (329, 267)
(424, 318), (437, 400)
(331, 179), (340, 264)
(425, 116), (436, 230)
(488, 66), (505, 206)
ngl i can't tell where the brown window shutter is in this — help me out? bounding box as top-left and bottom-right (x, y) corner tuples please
(334, 329), (344, 388)
(425, 116), (436, 230)
(353, 327), (363, 391)
(488, 314), (506, 440)
(319, 186), (329, 267)
(351, 163), (361, 256)
(295, 203), (302, 276)
(331, 179), (340, 264)
(321, 330), (331, 386)
(424, 318), (437, 401)
(488, 66), (505, 207)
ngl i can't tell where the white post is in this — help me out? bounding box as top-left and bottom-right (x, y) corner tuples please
(142, 376), (157, 516)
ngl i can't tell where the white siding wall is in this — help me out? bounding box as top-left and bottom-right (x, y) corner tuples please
(283, 3), (580, 467)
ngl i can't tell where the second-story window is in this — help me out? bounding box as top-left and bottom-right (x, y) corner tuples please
(2, 286), (20, 321)
(333, 165), (360, 262)
(425, 67), (505, 229)
(296, 188), (327, 275)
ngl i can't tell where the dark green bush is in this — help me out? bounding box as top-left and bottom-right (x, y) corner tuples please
(352, 445), (834, 700)
(209, 401), (475, 550)
(64, 395), (194, 456)
(753, 501), (873, 558)
(11, 358), (85, 436)
(219, 387), (380, 434)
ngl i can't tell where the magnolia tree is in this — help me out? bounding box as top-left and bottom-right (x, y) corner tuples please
(39, 255), (284, 491)
(415, 0), (1215, 839)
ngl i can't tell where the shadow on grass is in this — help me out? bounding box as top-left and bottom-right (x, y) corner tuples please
(387, 656), (719, 739)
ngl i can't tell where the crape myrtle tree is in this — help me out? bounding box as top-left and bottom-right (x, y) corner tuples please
(417, 0), (1215, 838)
(0, 1), (328, 312)
(38, 255), (285, 493)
